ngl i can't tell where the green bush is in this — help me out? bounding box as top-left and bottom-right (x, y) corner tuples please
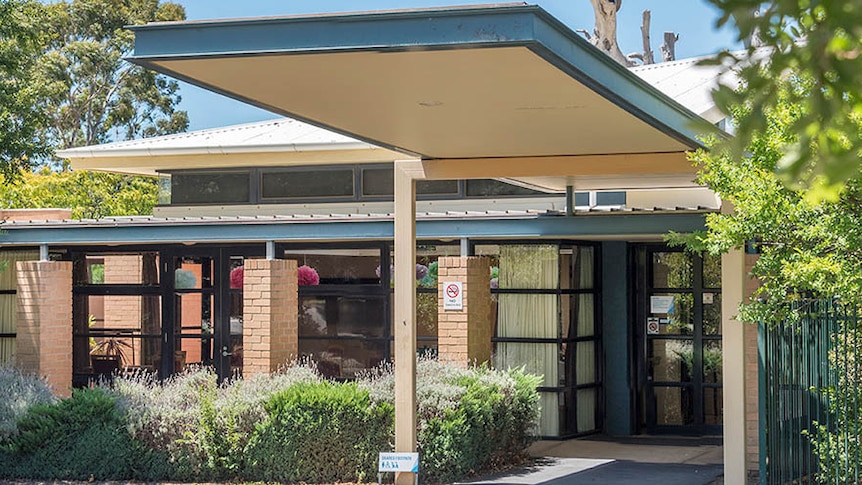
(1, 387), (169, 481)
(243, 380), (393, 483)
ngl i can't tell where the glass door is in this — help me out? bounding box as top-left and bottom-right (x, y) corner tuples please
(635, 245), (722, 434)
(164, 248), (247, 380)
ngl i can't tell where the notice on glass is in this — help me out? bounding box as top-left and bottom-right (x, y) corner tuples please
(650, 295), (675, 314)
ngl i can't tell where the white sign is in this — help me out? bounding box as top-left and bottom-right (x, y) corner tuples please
(650, 295), (675, 314)
(379, 452), (419, 473)
(646, 317), (660, 335)
(703, 292), (714, 305)
(443, 281), (463, 310)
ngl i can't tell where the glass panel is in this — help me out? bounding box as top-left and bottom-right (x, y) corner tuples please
(229, 257), (244, 376)
(466, 179), (545, 197)
(649, 292), (694, 335)
(704, 387), (723, 425)
(574, 294), (595, 337)
(574, 246), (595, 289)
(416, 293), (438, 339)
(414, 243), (460, 289)
(654, 386), (695, 425)
(262, 169), (353, 199)
(577, 388), (597, 432)
(299, 339), (387, 379)
(362, 168), (458, 196)
(494, 342), (558, 387)
(78, 293), (162, 373)
(538, 391), (561, 437)
(703, 292), (722, 335)
(175, 292), (214, 370)
(284, 249), (380, 285)
(497, 294), (558, 338)
(575, 341), (596, 385)
(75, 253), (160, 285)
(0, 294), (15, 364)
(299, 296), (386, 338)
(652, 252), (693, 288)
(703, 252), (722, 288)
(175, 257), (211, 290)
(0, 249), (38, 289)
(704, 340), (723, 383)
(498, 245), (559, 290)
(649, 339), (694, 382)
(171, 171), (249, 204)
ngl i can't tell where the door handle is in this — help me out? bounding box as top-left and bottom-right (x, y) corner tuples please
(221, 346), (232, 357)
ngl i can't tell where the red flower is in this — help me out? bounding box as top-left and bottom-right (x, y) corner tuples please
(230, 266), (244, 289)
(298, 265), (320, 286)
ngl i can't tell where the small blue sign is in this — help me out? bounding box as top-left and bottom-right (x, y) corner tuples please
(379, 452), (419, 473)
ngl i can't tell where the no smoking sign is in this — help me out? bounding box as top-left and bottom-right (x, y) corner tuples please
(443, 281), (463, 310)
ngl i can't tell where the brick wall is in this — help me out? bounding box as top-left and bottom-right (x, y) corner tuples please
(437, 257), (492, 366)
(243, 259), (298, 377)
(15, 261), (72, 397)
(744, 253), (761, 473)
(102, 255), (144, 365)
(0, 209), (72, 221)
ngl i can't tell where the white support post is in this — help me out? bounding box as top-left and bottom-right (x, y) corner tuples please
(393, 159), (423, 485)
(721, 201), (748, 484)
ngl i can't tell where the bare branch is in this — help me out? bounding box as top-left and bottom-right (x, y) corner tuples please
(639, 10), (655, 65)
(660, 31), (679, 62)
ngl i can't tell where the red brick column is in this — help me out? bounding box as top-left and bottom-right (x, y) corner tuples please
(744, 253), (761, 475)
(15, 261), (72, 397)
(437, 257), (492, 366)
(242, 259), (298, 378)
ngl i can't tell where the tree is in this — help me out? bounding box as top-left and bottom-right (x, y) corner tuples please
(672, 78), (862, 322)
(0, 168), (159, 219)
(0, 0), (50, 180)
(37, 0), (188, 161)
(580, 0), (679, 66)
(706, 0), (862, 200)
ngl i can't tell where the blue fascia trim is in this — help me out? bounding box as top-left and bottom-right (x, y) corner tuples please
(0, 214), (707, 246)
(127, 5), (712, 151)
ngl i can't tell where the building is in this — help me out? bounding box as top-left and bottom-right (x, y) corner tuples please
(0, 5), (758, 483)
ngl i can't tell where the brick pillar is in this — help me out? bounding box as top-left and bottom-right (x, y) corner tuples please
(437, 257), (492, 366)
(744, 253), (761, 476)
(243, 259), (298, 378)
(15, 261), (73, 397)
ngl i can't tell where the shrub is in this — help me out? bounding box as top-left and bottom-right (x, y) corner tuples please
(358, 358), (541, 483)
(243, 380), (393, 483)
(2, 387), (169, 480)
(0, 366), (55, 444)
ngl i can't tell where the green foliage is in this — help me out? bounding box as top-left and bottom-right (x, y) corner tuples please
(244, 381), (392, 483)
(2, 387), (170, 480)
(0, 0), (51, 180)
(706, 0), (862, 200)
(0, 168), (158, 218)
(0, 366), (55, 444)
(671, 80), (862, 322)
(38, 0), (188, 160)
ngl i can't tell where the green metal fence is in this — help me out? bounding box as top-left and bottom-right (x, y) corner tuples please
(759, 300), (862, 484)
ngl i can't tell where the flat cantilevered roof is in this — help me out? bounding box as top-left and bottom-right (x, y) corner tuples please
(127, 3), (714, 166)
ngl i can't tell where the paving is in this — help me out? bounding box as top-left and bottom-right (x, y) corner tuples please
(461, 436), (724, 485)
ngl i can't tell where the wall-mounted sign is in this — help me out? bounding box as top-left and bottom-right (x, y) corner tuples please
(650, 295), (675, 314)
(703, 292), (714, 305)
(647, 317), (660, 335)
(443, 281), (463, 310)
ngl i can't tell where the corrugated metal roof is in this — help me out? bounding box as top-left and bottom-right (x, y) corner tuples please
(0, 206), (717, 229)
(56, 117), (377, 159)
(630, 53), (741, 123)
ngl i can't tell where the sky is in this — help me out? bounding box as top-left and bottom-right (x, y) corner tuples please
(167, 0), (743, 131)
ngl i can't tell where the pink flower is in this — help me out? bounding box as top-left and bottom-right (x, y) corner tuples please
(298, 265), (320, 286)
(230, 266), (244, 289)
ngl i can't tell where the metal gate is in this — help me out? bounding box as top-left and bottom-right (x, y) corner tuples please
(759, 300), (862, 484)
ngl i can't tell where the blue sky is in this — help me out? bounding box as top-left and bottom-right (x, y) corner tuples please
(169, 1), (742, 131)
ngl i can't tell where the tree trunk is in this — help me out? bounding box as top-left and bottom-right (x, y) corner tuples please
(587, 0), (632, 66)
(660, 31), (679, 62)
(639, 10), (655, 65)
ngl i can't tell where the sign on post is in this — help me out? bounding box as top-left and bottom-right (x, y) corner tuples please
(442, 281), (463, 310)
(378, 452), (419, 485)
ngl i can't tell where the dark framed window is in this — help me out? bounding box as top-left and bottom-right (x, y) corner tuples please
(261, 167), (354, 200)
(465, 179), (546, 197)
(361, 167), (459, 197)
(170, 171), (250, 204)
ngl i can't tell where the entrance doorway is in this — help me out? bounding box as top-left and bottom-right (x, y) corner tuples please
(633, 245), (722, 434)
(163, 248), (256, 381)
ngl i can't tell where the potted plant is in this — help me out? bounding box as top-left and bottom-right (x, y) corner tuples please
(90, 337), (132, 376)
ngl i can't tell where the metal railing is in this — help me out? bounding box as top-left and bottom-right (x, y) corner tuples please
(759, 300), (862, 484)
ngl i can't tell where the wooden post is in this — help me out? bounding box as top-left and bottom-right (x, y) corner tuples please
(393, 159), (423, 485)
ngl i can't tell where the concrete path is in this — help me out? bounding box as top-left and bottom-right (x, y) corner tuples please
(461, 436), (724, 485)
